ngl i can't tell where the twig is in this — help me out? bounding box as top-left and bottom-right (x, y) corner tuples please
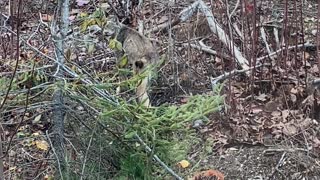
(137, 0), (144, 34)
(263, 148), (309, 154)
(198, 0), (250, 71)
(0, 126), (3, 180)
(46, 130), (63, 179)
(257, 42), (314, 63)
(146, 0), (200, 34)
(135, 135), (184, 180)
(183, 42), (218, 55)
(272, 152), (287, 178)
(80, 123), (96, 180)
(260, 27), (275, 61)
(229, 0), (240, 18)
(107, 0), (121, 18)
(211, 64), (266, 86)
(0, 26), (118, 105)
(0, 65), (54, 76)
(273, 27), (280, 49)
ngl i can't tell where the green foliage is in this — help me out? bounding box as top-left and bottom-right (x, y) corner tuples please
(97, 83), (224, 179)
(118, 54), (128, 68)
(62, 54), (224, 179)
(0, 77), (17, 93)
(118, 152), (153, 180)
(80, 8), (107, 32)
(108, 38), (123, 51)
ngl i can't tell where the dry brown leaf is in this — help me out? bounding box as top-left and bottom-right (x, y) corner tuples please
(251, 108), (263, 114)
(193, 169), (224, 180)
(35, 140), (49, 151)
(282, 123), (297, 136)
(271, 110), (281, 117)
(304, 52), (310, 59)
(282, 110), (290, 121)
(290, 88), (298, 94)
(256, 93), (268, 102)
(312, 137), (320, 147)
(290, 94), (297, 103)
(264, 100), (281, 112)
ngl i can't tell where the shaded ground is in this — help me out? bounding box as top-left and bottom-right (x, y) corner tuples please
(203, 146), (320, 179)
(1, 0), (320, 179)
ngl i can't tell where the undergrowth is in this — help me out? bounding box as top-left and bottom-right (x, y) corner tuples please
(95, 82), (224, 179)
(0, 56), (224, 180)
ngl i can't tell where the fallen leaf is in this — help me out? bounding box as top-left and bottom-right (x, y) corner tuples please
(9, 166), (16, 171)
(80, 12), (88, 18)
(32, 114), (42, 124)
(178, 160), (190, 168)
(313, 137), (320, 147)
(304, 52), (310, 59)
(193, 169), (224, 180)
(271, 110), (281, 117)
(69, 15), (76, 21)
(32, 132), (40, 136)
(290, 88), (298, 94)
(35, 140), (49, 151)
(282, 110), (290, 121)
(282, 123), (297, 136)
(44, 175), (54, 180)
(100, 3), (110, 10)
(256, 93), (268, 102)
(76, 0), (89, 6)
(290, 94), (297, 103)
(251, 108), (263, 114)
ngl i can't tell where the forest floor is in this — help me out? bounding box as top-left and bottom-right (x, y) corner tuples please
(1, 0), (320, 179)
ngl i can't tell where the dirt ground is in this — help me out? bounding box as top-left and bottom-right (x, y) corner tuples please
(1, 0), (320, 179)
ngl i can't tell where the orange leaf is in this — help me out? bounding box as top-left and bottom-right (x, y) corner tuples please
(193, 169), (224, 180)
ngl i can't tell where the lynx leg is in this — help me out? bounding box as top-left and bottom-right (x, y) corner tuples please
(136, 74), (151, 107)
(133, 58), (152, 107)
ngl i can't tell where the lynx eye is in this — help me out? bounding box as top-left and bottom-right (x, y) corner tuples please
(135, 61), (144, 69)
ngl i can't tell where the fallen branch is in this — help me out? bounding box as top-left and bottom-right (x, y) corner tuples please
(257, 42), (314, 62)
(211, 64), (265, 86)
(148, 0), (250, 73)
(183, 42), (218, 55)
(146, 0), (200, 34)
(260, 27), (275, 61)
(198, 0), (250, 71)
(182, 42), (231, 59)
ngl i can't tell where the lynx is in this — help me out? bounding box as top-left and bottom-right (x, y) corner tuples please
(104, 16), (159, 107)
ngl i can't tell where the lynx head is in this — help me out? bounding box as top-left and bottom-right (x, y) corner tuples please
(104, 15), (121, 36)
